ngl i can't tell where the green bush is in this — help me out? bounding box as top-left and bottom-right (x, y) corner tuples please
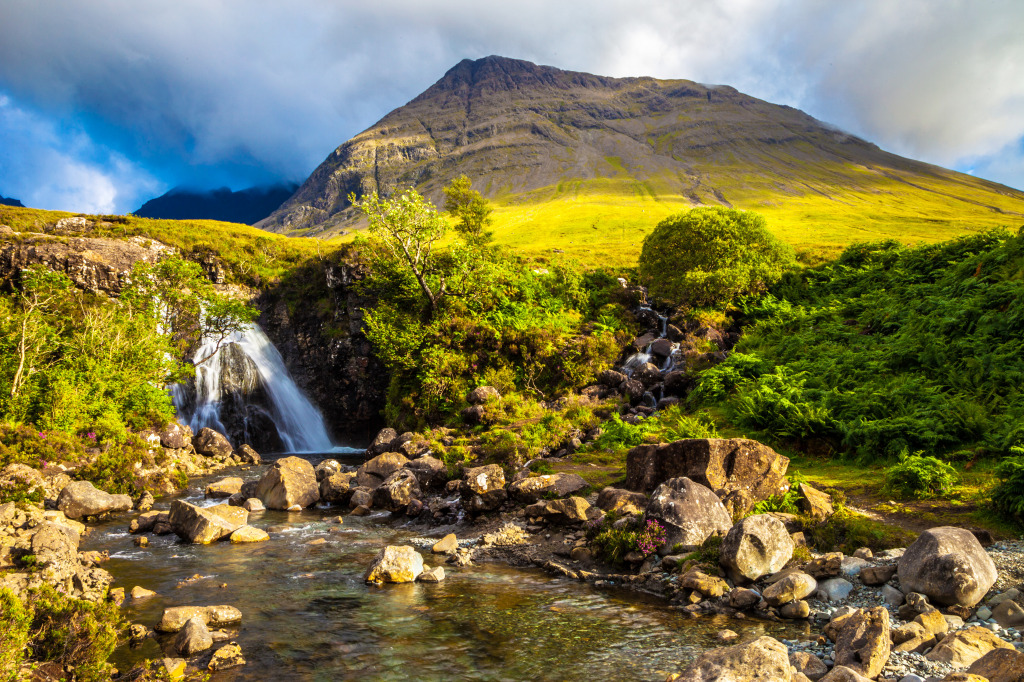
(0, 589), (32, 682)
(882, 452), (959, 500)
(992, 453), (1024, 523)
(586, 514), (666, 564)
(637, 207), (795, 307)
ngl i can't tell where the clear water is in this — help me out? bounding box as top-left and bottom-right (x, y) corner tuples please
(84, 464), (810, 680)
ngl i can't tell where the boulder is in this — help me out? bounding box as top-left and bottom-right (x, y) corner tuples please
(168, 501), (248, 544)
(418, 566), (446, 583)
(719, 514), (794, 583)
(131, 586), (157, 600)
(892, 622), (936, 653)
(364, 545), (424, 584)
(156, 605), (242, 633)
(819, 667), (872, 682)
(633, 362), (662, 387)
(677, 636), (792, 681)
(57, 480), (132, 519)
(991, 599), (1024, 628)
(729, 587), (762, 609)
(796, 483), (834, 521)
(915, 609), (949, 637)
(595, 487), (648, 515)
(804, 552), (844, 579)
(348, 487), (373, 510)
(314, 459), (342, 481)
(367, 428), (398, 456)
(460, 464), (506, 513)
(599, 369), (627, 387)
(508, 473), (588, 503)
(241, 498), (265, 513)
(619, 378), (645, 400)
(817, 578), (854, 602)
(860, 564), (896, 586)
(763, 572), (817, 607)
(30, 522), (79, 565)
(680, 570), (730, 598)
(540, 497), (591, 525)
(467, 386), (500, 405)
(255, 456), (319, 510)
(357, 452), (410, 489)
(926, 626), (1015, 667)
(780, 600), (810, 619)
(208, 643), (246, 671)
(234, 444), (261, 464)
(790, 651), (828, 681)
(432, 534), (458, 554)
(966, 649), (1024, 682)
(320, 471), (358, 505)
(372, 469), (421, 513)
(626, 438), (790, 515)
(229, 526), (269, 543)
(405, 455), (448, 490)
(174, 615), (213, 656)
(646, 477), (732, 551)
(832, 607), (891, 679)
(159, 422), (192, 449)
(205, 477), (244, 499)
(193, 427), (233, 457)
(898, 527), (997, 607)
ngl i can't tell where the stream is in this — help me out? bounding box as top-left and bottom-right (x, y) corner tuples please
(81, 455), (810, 681)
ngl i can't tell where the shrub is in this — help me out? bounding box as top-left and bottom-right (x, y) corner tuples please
(0, 589), (32, 682)
(586, 514), (666, 565)
(683, 535), (723, 568)
(882, 452), (959, 500)
(637, 207), (795, 307)
(992, 454), (1024, 523)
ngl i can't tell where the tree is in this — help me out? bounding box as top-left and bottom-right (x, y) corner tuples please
(637, 207), (795, 307)
(443, 174), (493, 244)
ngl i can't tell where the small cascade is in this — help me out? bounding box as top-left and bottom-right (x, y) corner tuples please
(173, 324), (333, 453)
(617, 306), (683, 410)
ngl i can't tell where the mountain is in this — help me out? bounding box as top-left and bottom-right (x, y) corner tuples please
(135, 184), (297, 225)
(258, 56), (1024, 263)
(0, 195), (24, 207)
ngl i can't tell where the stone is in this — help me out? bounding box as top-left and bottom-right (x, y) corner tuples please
(633, 362), (662, 387)
(229, 526), (269, 543)
(817, 577), (854, 602)
(988, 588), (1021, 607)
(30, 522), (79, 564)
(508, 473), (588, 503)
(367, 428), (398, 456)
(860, 564), (897, 586)
(357, 453), (411, 489)
(131, 586), (157, 600)
(763, 571), (817, 606)
(364, 545), (424, 584)
(677, 635), (792, 681)
(405, 455), (447, 490)
(156, 605), (242, 633)
(892, 622), (937, 653)
(372, 469), (421, 512)
(208, 643), (246, 671)
(819, 667), (872, 682)
(193, 427), (234, 457)
(168, 501), (248, 544)
(418, 566), (445, 583)
(136, 491), (155, 512)
(915, 609), (949, 637)
(174, 615), (213, 656)
(159, 422), (192, 449)
(314, 459), (342, 481)
(790, 650), (829, 681)
(804, 552), (844, 579)
(716, 629), (739, 642)
(840, 556), (869, 578)
(320, 471), (358, 505)
(255, 456), (320, 510)
(797, 483), (834, 521)
(781, 600), (811, 619)
(541, 497), (591, 524)
(349, 487), (373, 510)
(991, 599), (1024, 628)
(926, 626), (1015, 667)
(461, 464), (507, 512)
(646, 477), (733, 551)
(432, 534), (458, 554)
(966, 648), (1024, 682)
(56, 480), (132, 519)
(898, 527), (998, 607)
(626, 438), (790, 515)
(719, 514), (794, 583)
(852, 547), (873, 560)
(205, 477), (244, 498)
(595, 487), (649, 515)
(833, 607), (891, 679)
(680, 570), (730, 598)
(108, 587), (126, 606)
(729, 587), (762, 609)
(598, 369), (627, 387)
(619, 378), (645, 401)
(242, 498), (265, 512)
(467, 385), (500, 405)
(881, 584), (905, 606)
(234, 444), (261, 464)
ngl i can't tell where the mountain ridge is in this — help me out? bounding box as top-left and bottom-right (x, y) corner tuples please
(136, 183), (297, 225)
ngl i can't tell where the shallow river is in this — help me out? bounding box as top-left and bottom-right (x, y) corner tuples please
(82, 454), (809, 681)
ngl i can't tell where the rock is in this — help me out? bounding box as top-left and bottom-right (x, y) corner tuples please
(599, 369), (627, 387)
(790, 650), (829, 680)
(234, 444), (261, 464)
(832, 607), (891, 679)
(205, 477), (244, 498)
(881, 584), (905, 606)
(242, 498), (265, 512)
(314, 459), (342, 481)
(926, 626), (1015, 667)
(941, 674), (989, 682)
(595, 487), (648, 515)
(461, 464), (507, 512)
(406, 455), (447, 490)
(373, 469), (422, 512)
(364, 546), (424, 584)
(763, 572), (817, 606)
(159, 422), (192, 449)
(509, 473), (588, 503)
(852, 547), (872, 560)
(56, 480), (132, 519)
(633, 362), (662, 387)
(193, 427), (234, 457)
(367, 428), (398, 456)
(966, 648), (1024, 682)
(108, 587), (126, 606)
(320, 471), (358, 505)
(541, 497), (591, 525)
(729, 587), (761, 609)
(229, 526), (269, 543)
(349, 488), (373, 510)
(467, 386), (500, 405)
(626, 438), (790, 515)
(433, 534), (458, 554)
(991, 599), (1024, 628)
(157, 605), (242, 633)
(719, 514), (794, 583)
(418, 566), (446, 583)
(796, 483), (834, 521)
(131, 586), (157, 600)
(860, 564), (897, 586)
(677, 635), (792, 681)
(915, 609), (949, 637)
(208, 643), (246, 671)
(892, 622), (936, 653)
(30, 522), (79, 565)
(781, 600), (810, 619)
(817, 578), (855, 602)
(716, 629), (739, 642)
(898, 527), (997, 607)
(357, 452), (411, 488)
(255, 456), (320, 510)
(841, 556), (870, 578)
(174, 615), (213, 655)
(646, 477), (733, 551)
(988, 588), (1021, 607)
(680, 570), (730, 598)
(818, 667), (872, 682)
(168, 501), (248, 544)
(804, 552), (844, 579)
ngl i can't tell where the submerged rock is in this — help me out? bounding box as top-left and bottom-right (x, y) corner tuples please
(156, 605), (242, 633)
(677, 635), (791, 681)
(208, 643), (246, 671)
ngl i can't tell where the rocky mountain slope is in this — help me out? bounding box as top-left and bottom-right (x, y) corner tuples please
(257, 56), (1024, 241)
(136, 184), (297, 225)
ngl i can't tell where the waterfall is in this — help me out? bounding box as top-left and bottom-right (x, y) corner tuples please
(173, 324), (333, 453)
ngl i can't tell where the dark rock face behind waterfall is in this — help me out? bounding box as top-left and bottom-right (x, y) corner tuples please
(215, 344), (285, 453)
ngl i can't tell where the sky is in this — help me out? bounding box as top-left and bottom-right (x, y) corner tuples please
(1, 0), (1022, 214)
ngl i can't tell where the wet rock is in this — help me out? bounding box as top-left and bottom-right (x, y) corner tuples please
(860, 564), (896, 586)
(229, 526), (269, 543)
(633, 362), (662, 387)
(595, 487), (648, 515)
(966, 648), (1024, 682)
(367, 428), (398, 456)
(729, 587), (761, 609)
(763, 571), (817, 606)
(626, 438), (790, 516)
(174, 615), (213, 656)
(131, 586), (157, 600)
(432, 534), (458, 554)
(677, 635), (792, 681)
(508, 473), (588, 503)
(619, 378), (645, 401)
(467, 386), (500, 405)
(208, 643), (246, 671)
(418, 566), (445, 583)
(255, 456), (320, 510)
(646, 477), (732, 551)
(406, 455), (447, 490)
(650, 338), (673, 358)
(719, 514), (794, 583)
(832, 606), (890, 679)
(205, 477), (243, 499)
(234, 444), (261, 464)
(168, 501), (248, 544)
(780, 600), (810, 619)
(357, 452), (410, 489)
(193, 427), (234, 457)
(364, 545), (424, 584)
(348, 488), (373, 510)
(320, 471), (358, 505)
(136, 491), (154, 512)
(241, 498), (265, 513)
(898, 527), (997, 607)
(460, 464), (506, 513)
(790, 650), (828, 680)
(57, 480), (132, 519)
(680, 569), (730, 597)
(156, 605), (242, 632)
(926, 626), (1015, 667)
(159, 422), (192, 449)
(797, 483), (834, 521)
(373, 469), (421, 512)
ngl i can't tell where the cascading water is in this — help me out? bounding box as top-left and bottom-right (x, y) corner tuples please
(619, 306), (682, 408)
(172, 324), (333, 453)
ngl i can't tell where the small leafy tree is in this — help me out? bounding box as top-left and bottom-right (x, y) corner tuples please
(637, 207), (795, 307)
(443, 174), (493, 243)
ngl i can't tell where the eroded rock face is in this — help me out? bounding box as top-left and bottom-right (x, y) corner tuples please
(194, 428), (234, 457)
(898, 527), (998, 607)
(719, 514), (794, 583)
(364, 545), (424, 584)
(169, 501), (248, 544)
(508, 473), (587, 503)
(255, 456), (319, 510)
(57, 480), (132, 520)
(832, 607), (891, 679)
(645, 477), (732, 551)
(626, 438), (790, 515)
(677, 635), (792, 681)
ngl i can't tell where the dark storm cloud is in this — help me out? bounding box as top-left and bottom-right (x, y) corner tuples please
(0, 0), (1021, 213)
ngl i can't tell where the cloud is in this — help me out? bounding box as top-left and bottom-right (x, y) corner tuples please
(0, 0), (1022, 213)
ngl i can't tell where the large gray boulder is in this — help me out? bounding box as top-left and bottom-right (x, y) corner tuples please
(193, 427), (233, 457)
(255, 456), (319, 510)
(720, 514), (794, 583)
(645, 477), (732, 551)
(898, 527), (997, 607)
(372, 469), (421, 512)
(677, 636), (792, 681)
(460, 464), (506, 512)
(626, 438), (790, 515)
(508, 473), (588, 503)
(168, 501), (248, 544)
(57, 480), (132, 519)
